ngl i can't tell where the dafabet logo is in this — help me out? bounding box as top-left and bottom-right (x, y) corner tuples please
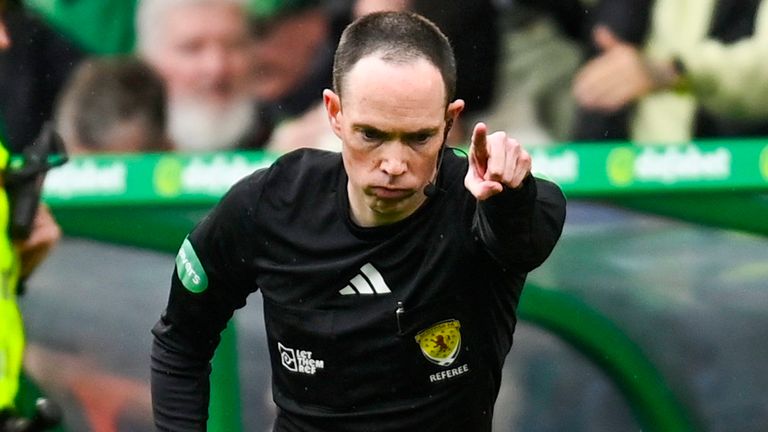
(606, 147), (636, 186)
(760, 145), (768, 181)
(607, 146), (732, 186)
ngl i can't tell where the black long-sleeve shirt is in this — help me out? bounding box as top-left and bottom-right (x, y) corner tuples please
(152, 148), (566, 431)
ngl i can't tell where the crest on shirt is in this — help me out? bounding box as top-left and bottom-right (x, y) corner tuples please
(414, 319), (462, 367)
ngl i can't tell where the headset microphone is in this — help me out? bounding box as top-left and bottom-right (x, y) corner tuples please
(423, 178), (439, 197)
(423, 118), (453, 198)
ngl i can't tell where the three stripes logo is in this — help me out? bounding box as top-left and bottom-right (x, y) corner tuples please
(339, 263), (391, 295)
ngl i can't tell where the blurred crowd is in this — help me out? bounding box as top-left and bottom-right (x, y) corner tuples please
(2, 0), (768, 157)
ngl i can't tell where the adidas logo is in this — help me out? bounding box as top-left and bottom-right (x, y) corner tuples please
(339, 263), (391, 295)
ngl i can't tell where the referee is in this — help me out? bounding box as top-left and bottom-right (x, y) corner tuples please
(152, 10), (566, 432)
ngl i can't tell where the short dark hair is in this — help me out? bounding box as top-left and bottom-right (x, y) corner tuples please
(332, 11), (456, 104)
(56, 56), (168, 152)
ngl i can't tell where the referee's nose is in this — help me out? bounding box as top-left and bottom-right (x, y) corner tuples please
(379, 143), (408, 177)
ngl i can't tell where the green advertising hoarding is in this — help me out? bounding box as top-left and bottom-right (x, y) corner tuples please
(42, 140), (768, 206)
(529, 139), (768, 195)
(40, 141), (768, 241)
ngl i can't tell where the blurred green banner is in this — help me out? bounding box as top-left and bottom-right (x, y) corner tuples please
(41, 141), (768, 208)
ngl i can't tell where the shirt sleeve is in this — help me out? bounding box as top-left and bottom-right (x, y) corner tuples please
(472, 175), (567, 273)
(151, 170), (268, 431)
(679, 0), (768, 118)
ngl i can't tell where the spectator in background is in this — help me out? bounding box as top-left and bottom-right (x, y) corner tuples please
(573, 0), (768, 144)
(567, 0), (654, 142)
(0, 0), (83, 153)
(0, 2), (63, 294)
(247, 0), (343, 152)
(136, 0), (259, 152)
(1, 0), (62, 419)
(352, 0), (408, 17)
(477, 0), (651, 146)
(0, 1), (7, 48)
(55, 56), (171, 154)
(410, 0), (500, 140)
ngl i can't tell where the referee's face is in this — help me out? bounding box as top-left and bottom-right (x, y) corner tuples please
(324, 54), (463, 227)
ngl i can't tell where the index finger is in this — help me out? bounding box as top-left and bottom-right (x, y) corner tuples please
(471, 122), (488, 160)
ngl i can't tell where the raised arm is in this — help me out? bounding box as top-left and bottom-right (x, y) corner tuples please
(465, 123), (566, 272)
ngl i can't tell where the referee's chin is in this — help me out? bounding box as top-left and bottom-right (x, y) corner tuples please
(360, 192), (422, 226)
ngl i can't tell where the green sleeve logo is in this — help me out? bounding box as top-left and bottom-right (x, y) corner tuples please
(175, 238), (209, 293)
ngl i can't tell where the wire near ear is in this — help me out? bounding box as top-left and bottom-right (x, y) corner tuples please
(442, 118), (454, 142)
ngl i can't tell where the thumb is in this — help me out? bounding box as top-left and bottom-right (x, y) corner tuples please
(593, 25), (621, 51)
(464, 170), (504, 201)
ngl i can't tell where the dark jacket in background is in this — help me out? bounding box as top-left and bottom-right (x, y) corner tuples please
(0, 9), (83, 153)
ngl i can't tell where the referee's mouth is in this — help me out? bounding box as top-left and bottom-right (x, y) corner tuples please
(368, 186), (415, 200)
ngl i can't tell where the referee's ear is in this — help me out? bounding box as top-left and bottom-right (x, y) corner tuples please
(323, 88), (343, 140)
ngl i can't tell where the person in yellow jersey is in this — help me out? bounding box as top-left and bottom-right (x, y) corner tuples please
(0, 0), (62, 419)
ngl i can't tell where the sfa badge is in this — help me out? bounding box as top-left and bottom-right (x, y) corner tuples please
(414, 319), (462, 367)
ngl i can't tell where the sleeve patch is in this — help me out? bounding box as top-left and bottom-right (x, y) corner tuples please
(175, 238), (209, 293)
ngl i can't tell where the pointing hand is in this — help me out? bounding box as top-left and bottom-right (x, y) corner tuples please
(464, 122), (531, 200)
